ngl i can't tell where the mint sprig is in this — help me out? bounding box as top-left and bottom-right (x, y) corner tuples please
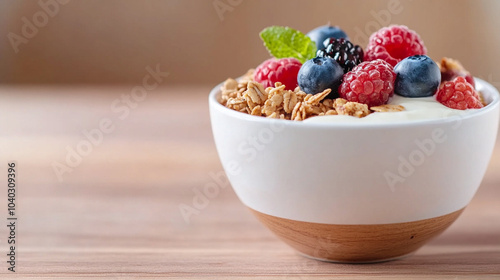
(260, 26), (316, 63)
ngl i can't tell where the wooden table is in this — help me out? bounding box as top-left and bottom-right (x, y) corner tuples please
(1, 86), (499, 279)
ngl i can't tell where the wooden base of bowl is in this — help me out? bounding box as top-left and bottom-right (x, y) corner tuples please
(250, 208), (464, 263)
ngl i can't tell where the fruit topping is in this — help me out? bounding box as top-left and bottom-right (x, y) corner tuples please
(254, 58), (302, 90)
(339, 59), (396, 107)
(365, 25), (427, 67)
(394, 55), (441, 97)
(317, 38), (364, 73)
(306, 25), (349, 51)
(297, 57), (344, 96)
(436, 76), (483, 110)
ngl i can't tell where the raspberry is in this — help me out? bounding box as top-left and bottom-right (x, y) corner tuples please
(253, 58), (302, 90)
(339, 59), (396, 107)
(317, 38), (364, 73)
(365, 25), (427, 67)
(436, 76), (483, 110)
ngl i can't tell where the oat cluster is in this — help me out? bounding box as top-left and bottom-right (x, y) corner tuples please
(219, 70), (404, 121)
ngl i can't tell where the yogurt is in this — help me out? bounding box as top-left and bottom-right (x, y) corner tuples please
(304, 85), (485, 124)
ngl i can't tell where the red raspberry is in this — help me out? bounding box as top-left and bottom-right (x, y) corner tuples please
(365, 25), (427, 67)
(339, 59), (396, 107)
(436, 76), (483, 110)
(254, 58), (302, 90)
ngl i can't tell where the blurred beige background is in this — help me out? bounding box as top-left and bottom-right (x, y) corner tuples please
(0, 0), (499, 87)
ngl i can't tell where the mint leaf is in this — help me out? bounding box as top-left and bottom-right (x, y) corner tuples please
(260, 26), (316, 64)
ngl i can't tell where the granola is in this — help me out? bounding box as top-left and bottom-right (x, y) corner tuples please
(370, 104), (405, 113)
(336, 101), (371, 118)
(219, 72), (406, 121)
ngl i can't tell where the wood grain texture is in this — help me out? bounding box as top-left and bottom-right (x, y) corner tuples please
(251, 208), (465, 263)
(0, 86), (499, 279)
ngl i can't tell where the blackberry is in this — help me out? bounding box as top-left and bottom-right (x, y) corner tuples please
(317, 38), (364, 73)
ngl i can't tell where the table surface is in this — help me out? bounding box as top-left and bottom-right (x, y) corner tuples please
(0, 85), (499, 279)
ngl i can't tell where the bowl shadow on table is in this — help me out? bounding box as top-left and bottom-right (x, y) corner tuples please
(291, 251), (500, 276)
(353, 251), (500, 274)
(302, 235), (500, 274)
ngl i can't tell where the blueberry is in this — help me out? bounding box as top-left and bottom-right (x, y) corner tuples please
(394, 55), (441, 97)
(298, 57), (344, 97)
(306, 25), (349, 51)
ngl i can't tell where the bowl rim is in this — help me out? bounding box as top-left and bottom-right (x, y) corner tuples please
(209, 77), (500, 129)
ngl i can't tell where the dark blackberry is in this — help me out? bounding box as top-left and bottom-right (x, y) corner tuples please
(316, 38), (364, 73)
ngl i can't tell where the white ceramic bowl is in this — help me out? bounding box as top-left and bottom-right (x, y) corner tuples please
(209, 78), (500, 263)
